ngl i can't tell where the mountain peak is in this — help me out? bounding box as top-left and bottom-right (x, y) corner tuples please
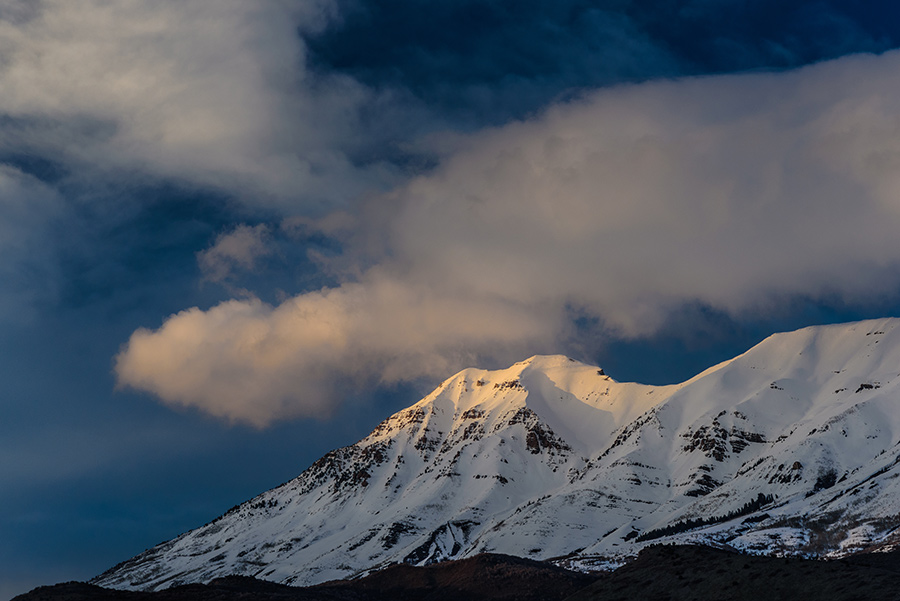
(439, 354), (601, 388)
(516, 354), (590, 368)
(94, 318), (900, 591)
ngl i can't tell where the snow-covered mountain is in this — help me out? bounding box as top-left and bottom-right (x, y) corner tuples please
(95, 318), (900, 590)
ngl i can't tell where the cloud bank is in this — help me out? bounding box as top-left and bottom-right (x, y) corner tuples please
(388, 52), (900, 335)
(116, 50), (900, 425)
(0, 0), (421, 323)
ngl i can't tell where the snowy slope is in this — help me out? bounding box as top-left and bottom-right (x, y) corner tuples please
(94, 318), (900, 590)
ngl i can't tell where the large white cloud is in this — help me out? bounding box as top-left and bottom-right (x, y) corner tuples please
(0, 0), (396, 207)
(116, 50), (900, 425)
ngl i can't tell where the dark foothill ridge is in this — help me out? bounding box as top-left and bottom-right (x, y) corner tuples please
(14, 546), (900, 601)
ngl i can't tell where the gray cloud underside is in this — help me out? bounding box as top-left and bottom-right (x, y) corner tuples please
(116, 50), (900, 425)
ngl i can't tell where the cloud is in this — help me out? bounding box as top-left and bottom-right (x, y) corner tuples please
(0, 165), (63, 321)
(198, 224), (272, 284)
(0, 0), (398, 209)
(115, 274), (556, 427)
(0, 0), (421, 324)
(116, 50), (900, 425)
(389, 51), (900, 336)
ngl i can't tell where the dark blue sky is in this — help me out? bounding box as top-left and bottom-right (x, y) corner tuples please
(4, 1), (900, 597)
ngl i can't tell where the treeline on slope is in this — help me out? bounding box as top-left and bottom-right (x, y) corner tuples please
(636, 493), (775, 542)
(566, 544), (900, 601)
(14, 554), (598, 601)
(19, 546), (900, 601)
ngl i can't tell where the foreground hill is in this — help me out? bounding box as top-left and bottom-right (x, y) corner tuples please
(568, 544), (900, 601)
(19, 546), (900, 601)
(17, 554), (596, 601)
(95, 318), (900, 589)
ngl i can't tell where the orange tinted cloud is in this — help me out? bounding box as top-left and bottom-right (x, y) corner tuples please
(118, 51), (900, 424)
(115, 275), (556, 426)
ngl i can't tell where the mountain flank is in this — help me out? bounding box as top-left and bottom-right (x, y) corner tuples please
(93, 318), (900, 590)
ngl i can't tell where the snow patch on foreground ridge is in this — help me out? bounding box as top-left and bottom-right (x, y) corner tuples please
(96, 318), (900, 590)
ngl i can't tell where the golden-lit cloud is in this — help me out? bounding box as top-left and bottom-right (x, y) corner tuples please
(115, 274), (556, 426)
(117, 50), (900, 424)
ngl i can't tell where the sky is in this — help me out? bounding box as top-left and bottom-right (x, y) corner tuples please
(4, 0), (900, 596)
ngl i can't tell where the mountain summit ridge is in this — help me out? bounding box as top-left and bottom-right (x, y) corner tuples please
(95, 317), (900, 590)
